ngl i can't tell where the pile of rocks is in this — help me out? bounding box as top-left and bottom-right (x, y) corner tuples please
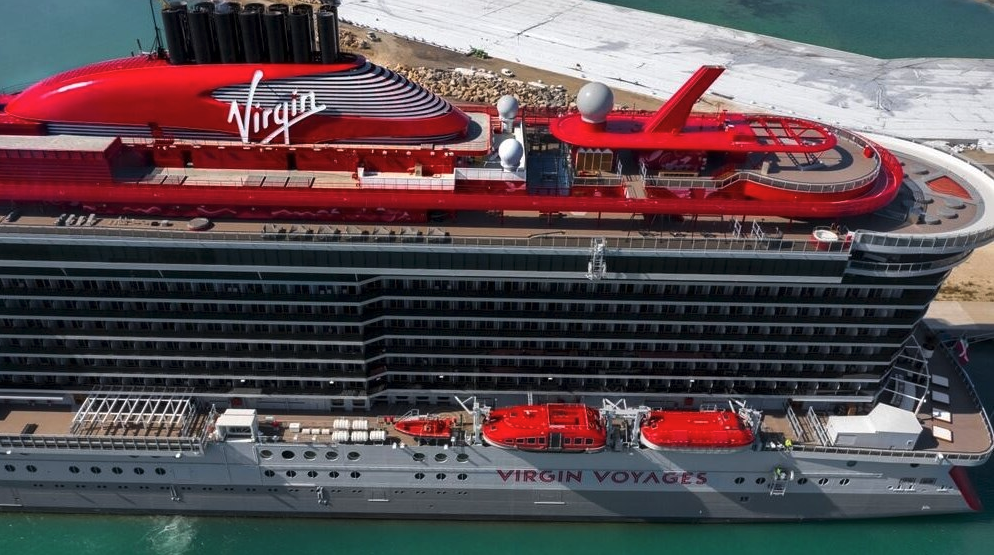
(394, 65), (573, 108)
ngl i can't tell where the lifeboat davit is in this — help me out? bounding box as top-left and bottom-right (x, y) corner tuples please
(482, 404), (606, 452)
(393, 415), (455, 441)
(639, 409), (755, 452)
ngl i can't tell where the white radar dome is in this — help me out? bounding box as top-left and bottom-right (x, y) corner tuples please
(576, 82), (614, 124)
(496, 95), (519, 120)
(498, 138), (524, 171)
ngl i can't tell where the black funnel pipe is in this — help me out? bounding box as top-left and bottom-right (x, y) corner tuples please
(317, 5), (340, 64)
(161, 6), (190, 65)
(214, 2), (243, 63)
(188, 4), (218, 64)
(263, 5), (289, 63)
(289, 5), (313, 64)
(239, 4), (266, 63)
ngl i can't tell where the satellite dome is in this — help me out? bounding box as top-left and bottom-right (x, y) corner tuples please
(576, 82), (614, 124)
(496, 95), (519, 120)
(497, 138), (524, 171)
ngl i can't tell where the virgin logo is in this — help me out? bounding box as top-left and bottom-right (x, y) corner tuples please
(226, 70), (327, 145)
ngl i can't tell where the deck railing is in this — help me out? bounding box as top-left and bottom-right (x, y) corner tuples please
(0, 433), (205, 453)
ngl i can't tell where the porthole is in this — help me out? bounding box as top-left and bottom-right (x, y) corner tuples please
(155, 467), (166, 476)
(817, 478), (829, 486)
(457, 473), (468, 481)
(755, 477), (766, 485)
(260, 449), (273, 459)
(2, 465), (13, 472)
(845, 461), (857, 467)
(26, 465), (37, 473)
(112, 467), (123, 475)
(434, 453), (448, 463)
(412, 453), (426, 462)
(456, 453), (469, 463)
(264, 470), (275, 477)
(415, 472), (425, 480)
(281, 450), (295, 460)
(134, 468), (145, 475)
(90, 466), (102, 474)
(325, 451), (339, 461)
(308, 471), (318, 478)
(436, 473), (446, 480)
(69, 466), (80, 474)
(910, 463), (920, 468)
(797, 478), (808, 485)
(347, 451), (360, 461)
(734, 477), (744, 484)
(350, 471), (361, 479)
(286, 470), (297, 478)
(304, 450), (317, 460)
(840, 478), (851, 486)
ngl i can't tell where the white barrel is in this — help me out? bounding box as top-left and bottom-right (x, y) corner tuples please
(333, 418), (350, 430)
(331, 430), (350, 443)
(368, 430), (387, 442)
(351, 419), (369, 431)
(350, 430), (369, 443)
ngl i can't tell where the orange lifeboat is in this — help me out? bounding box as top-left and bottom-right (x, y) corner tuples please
(393, 415), (455, 441)
(640, 409), (755, 452)
(482, 404), (606, 452)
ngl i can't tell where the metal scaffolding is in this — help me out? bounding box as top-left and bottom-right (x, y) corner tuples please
(70, 392), (196, 438)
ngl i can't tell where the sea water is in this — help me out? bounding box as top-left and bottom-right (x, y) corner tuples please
(1, 1), (994, 553)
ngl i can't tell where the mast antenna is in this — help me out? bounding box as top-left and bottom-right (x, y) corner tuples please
(148, 0), (166, 58)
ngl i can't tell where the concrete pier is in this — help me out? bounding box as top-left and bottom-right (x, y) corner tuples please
(344, 0), (994, 142)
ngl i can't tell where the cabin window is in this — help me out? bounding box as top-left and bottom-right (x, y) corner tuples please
(734, 477), (744, 484)
(325, 451), (338, 461)
(329, 471), (340, 479)
(415, 473), (425, 480)
(435, 453), (448, 463)
(436, 473), (446, 480)
(264, 470), (275, 477)
(839, 479), (851, 486)
(527, 438), (536, 445)
(575, 148), (614, 174)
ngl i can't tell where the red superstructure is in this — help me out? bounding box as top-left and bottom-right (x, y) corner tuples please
(0, 18), (905, 223)
(4, 55), (468, 145)
(482, 404), (606, 453)
(640, 409), (756, 452)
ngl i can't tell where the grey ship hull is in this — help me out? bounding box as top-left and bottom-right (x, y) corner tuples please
(0, 440), (975, 521)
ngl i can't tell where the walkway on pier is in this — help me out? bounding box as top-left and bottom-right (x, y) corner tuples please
(926, 301), (994, 343)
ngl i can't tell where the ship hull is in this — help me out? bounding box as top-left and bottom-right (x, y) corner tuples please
(0, 441), (976, 521)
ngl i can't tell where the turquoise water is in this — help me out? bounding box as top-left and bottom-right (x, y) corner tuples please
(597, 0), (994, 59)
(2, 1), (994, 553)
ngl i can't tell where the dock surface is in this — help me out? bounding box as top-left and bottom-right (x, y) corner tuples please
(345, 0), (994, 141)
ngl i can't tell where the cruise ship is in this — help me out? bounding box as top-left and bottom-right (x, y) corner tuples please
(0, 1), (992, 521)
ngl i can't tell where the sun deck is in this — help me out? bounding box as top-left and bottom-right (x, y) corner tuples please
(759, 340), (992, 464)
